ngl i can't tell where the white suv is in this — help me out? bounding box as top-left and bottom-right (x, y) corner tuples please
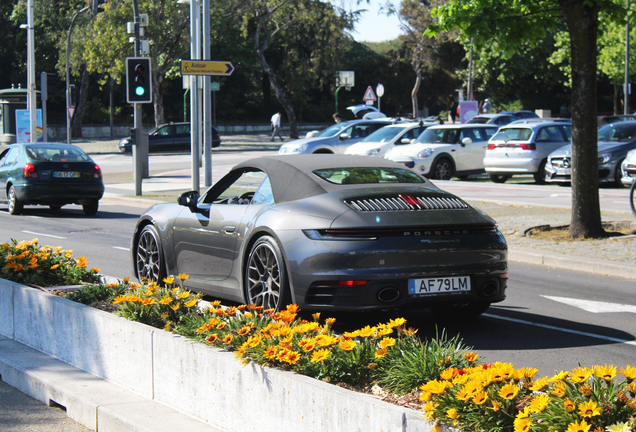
(383, 124), (498, 180)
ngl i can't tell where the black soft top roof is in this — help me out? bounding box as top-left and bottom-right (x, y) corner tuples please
(232, 154), (433, 203)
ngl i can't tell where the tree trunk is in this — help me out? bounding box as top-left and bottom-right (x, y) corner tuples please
(411, 70), (421, 118)
(71, 66), (89, 138)
(152, 70), (164, 126)
(561, 0), (605, 238)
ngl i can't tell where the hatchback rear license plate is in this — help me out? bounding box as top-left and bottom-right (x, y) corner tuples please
(53, 171), (80, 178)
(409, 276), (470, 296)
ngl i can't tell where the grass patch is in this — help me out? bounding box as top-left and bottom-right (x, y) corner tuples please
(527, 222), (636, 241)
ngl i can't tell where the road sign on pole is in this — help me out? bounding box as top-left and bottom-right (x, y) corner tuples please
(363, 86), (377, 104)
(180, 60), (234, 76)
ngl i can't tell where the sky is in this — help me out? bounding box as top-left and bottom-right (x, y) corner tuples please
(330, 0), (404, 43)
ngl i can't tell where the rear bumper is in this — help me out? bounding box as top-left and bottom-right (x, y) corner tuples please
(14, 182), (104, 205)
(484, 156), (542, 174)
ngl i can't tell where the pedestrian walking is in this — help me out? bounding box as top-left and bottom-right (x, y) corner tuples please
(270, 112), (284, 142)
(483, 98), (492, 113)
(448, 95), (458, 123)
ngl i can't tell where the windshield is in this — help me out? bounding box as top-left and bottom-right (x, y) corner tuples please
(416, 128), (460, 144)
(491, 128), (533, 141)
(597, 123), (636, 142)
(317, 123), (350, 138)
(313, 167), (425, 185)
(360, 127), (405, 143)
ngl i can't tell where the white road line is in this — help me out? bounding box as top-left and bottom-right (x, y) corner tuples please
(483, 313), (636, 347)
(113, 246), (130, 251)
(21, 230), (66, 239)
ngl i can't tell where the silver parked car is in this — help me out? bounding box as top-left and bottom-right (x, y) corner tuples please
(545, 121), (636, 187)
(483, 120), (571, 183)
(278, 119), (400, 155)
(620, 149), (636, 187)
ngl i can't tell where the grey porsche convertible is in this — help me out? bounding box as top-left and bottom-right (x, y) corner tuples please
(131, 155), (508, 316)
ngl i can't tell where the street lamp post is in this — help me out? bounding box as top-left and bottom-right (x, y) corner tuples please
(26, 0), (37, 143)
(65, 6), (89, 144)
(625, 0), (630, 115)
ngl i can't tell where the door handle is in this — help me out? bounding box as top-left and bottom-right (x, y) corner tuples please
(223, 226), (235, 234)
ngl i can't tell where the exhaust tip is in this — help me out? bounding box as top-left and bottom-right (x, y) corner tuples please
(481, 282), (498, 297)
(377, 286), (401, 303)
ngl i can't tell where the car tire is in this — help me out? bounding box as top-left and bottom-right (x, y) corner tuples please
(135, 224), (166, 282)
(49, 205), (62, 212)
(83, 200), (99, 216)
(8, 186), (23, 215)
(245, 236), (291, 312)
(614, 160), (625, 188)
(432, 158), (454, 180)
(534, 160), (547, 185)
(489, 174), (510, 183)
(430, 302), (491, 319)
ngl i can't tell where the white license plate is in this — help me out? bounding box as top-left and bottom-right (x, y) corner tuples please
(408, 276), (471, 296)
(556, 168), (571, 175)
(53, 171), (80, 178)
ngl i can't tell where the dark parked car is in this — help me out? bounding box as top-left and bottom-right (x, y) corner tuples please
(545, 120), (636, 187)
(0, 143), (104, 215)
(118, 122), (221, 153)
(132, 155), (508, 316)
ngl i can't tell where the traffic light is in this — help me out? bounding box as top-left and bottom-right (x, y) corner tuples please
(126, 57), (152, 103)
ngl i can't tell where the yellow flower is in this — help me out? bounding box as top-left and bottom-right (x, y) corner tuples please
(487, 400), (500, 412)
(310, 349), (329, 364)
(595, 364), (617, 381)
(163, 276), (175, 284)
(566, 419), (592, 432)
(284, 350), (301, 365)
(206, 334), (218, 344)
(170, 302), (180, 311)
(421, 380), (450, 395)
(549, 370), (569, 382)
(446, 408), (458, 425)
(184, 298), (198, 308)
(514, 417), (532, 432)
(551, 380), (567, 398)
(620, 365), (636, 381)
(159, 296), (174, 305)
(463, 351), (479, 362)
(92, 267), (100, 273)
(379, 337), (396, 349)
(564, 398), (576, 412)
(338, 339), (357, 351)
(375, 348), (388, 359)
(178, 273), (190, 281)
(358, 325), (376, 337)
(311, 312), (321, 321)
(141, 298), (156, 305)
(222, 334), (233, 345)
(473, 391), (488, 405)
(570, 366), (593, 384)
(177, 291), (191, 299)
(216, 322), (227, 330)
(528, 394), (550, 413)
(578, 400), (601, 418)
(606, 423), (631, 432)
(112, 295), (128, 304)
(238, 327), (251, 336)
(76, 256), (88, 268)
(422, 402), (438, 419)
(388, 317), (406, 327)
(499, 384), (520, 400)
(530, 377), (549, 391)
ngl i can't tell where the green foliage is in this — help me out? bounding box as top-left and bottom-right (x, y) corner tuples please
(373, 329), (476, 394)
(65, 282), (128, 305)
(0, 238), (101, 287)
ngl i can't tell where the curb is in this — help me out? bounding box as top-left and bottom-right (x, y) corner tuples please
(508, 246), (636, 279)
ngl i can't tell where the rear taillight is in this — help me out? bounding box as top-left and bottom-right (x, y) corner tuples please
(23, 163), (38, 178)
(94, 164), (102, 179)
(519, 143), (536, 150)
(487, 143), (496, 150)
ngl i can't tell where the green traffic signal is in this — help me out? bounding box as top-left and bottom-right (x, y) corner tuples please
(136, 86), (145, 96)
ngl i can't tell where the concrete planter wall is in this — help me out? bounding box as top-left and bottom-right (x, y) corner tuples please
(0, 279), (433, 432)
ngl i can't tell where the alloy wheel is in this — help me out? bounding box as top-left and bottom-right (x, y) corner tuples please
(246, 241), (282, 310)
(136, 227), (163, 282)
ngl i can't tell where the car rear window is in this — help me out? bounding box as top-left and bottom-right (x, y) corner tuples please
(491, 128), (533, 141)
(313, 167), (425, 185)
(26, 145), (90, 162)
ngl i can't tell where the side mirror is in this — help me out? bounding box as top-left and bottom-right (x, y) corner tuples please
(339, 133), (351, 140)
(178, 190), (200, 212)
(461, 137), (472, 147)
(400, 138), (411, 144)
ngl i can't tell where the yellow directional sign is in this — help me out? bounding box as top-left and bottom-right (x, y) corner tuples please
(180, 60), (235, 76)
